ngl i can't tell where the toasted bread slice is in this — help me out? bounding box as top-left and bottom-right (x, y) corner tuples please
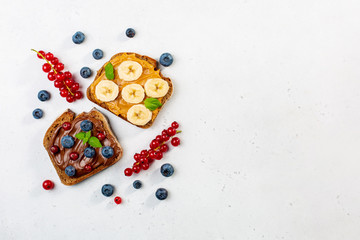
(87, 52), (173, 128)
(43, 108), (123, 185)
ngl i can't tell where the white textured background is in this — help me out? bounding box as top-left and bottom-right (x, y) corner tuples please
(1, 0), (360, 239)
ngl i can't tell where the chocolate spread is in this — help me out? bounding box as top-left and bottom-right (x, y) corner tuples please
(49, 112), (121, 177)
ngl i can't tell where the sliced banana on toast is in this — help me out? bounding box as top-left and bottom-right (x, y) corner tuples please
(118, 61), (143, 81)
(95, 80), (119, 102)
(87, 53), (173, 128)
(121, 84), (145, 104)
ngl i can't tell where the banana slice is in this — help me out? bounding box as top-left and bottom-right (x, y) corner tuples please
(121, 84), (145, 104)
(144, 78), (169, 98)
(95, 80), (119, 102)
(118, 61), (143, 81)
(127, 104), (152, 126)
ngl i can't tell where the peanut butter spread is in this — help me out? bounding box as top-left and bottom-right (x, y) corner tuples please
(89, 53), (164, 120)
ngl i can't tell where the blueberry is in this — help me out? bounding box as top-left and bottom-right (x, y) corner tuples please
(160, 163), (174, 177)
(72, 31), (85, 44)
(155, 188), (168, 200)
(126, 28), (135, 38)
(80, 120), (93, 131)
(61, 135), (75, 148)
(101, 184), (114, 197)
(65, 166), (76, 177)
(38, 90), (50, 101)
(92, 49), (103, 60)
(101, 146), (114, 158)
(32, 108), (43, 119)
(80, 67), (92, 78)
(84, 147), (95, 158)
(133, 180), (142, 189)
(159, 53), (173, 67)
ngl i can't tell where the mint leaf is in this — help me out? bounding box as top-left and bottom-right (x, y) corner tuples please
(144, 98), (162, 111)
(105, 62), (114, 80)
(85, 130), (91, 139)
(89, 136), (102, 148)
(75, 132), (85, 140)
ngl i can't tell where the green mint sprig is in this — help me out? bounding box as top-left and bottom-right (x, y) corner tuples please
(144, 98), (162, 111)
(105, 62), (114, 80)
(75, 130), (102, 148)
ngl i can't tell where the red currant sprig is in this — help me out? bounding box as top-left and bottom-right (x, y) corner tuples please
(31, 49), (83, 103)
(124, 121), (181, 177)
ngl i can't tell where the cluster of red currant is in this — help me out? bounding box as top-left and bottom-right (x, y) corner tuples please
(32, 49), (82, 103)
(124, 121), (181, 176)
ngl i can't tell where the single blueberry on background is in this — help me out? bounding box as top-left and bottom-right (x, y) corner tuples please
(84, 147), (96, 158)
(133, 180), (142, 189)
(101, 146), (114, 158)
(126, 28), (135, 38)
(101, 184), (114, 197)
(65, 166), (76, 177)
(92, 49), (103, 60)
(80, 120), (93, 131)
(159, 53), (173, 67)
(38, 90), (50, 101)
(160, 163), (174, 177)
(32, 108), (43, 119)
(72, 31), (85, 44)
(155, 188), (168, 200)
(80, 67), (92, 78)
(61, 135), (75, 148)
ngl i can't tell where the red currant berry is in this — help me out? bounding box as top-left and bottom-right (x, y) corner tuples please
(45, 52), (54, 61)
(60, 89), (69, 97)
(141, 162), (150, 170)
(161, 134), (170, 142)
(74, 91), (83, 99)
(66, 95), (75, 103)
(50, 145), (59, 153)
(150, 140), (160, 149)
(133, 165), (141, 174)
(62, 122), (71, 130)
(59, 86), (67, 92)
(64, 71), (72, 79)
(71, 83), (80, 91)
(54, 80), (64, 88)
(70, 152), (79, 160)
(42, 63), (51, 73)
(148, 158), (154, 164)
(124, 168), (133, 176)
(171, 121), (179, 129)
(167, 127), (176, 136)
(155, 135), (163, 142)
(55, 63), (64, 71)
(140, 150), (148, 157)
(160, 144), (169, 152)
(149, 151), (157, 160)
(96, 132), (106, 141)
(42, 180), (54, 190)
(155, 151), (163, 160)
(65, 79), (74, 87)
(139, 157), (148, 164)
(171, 137), (180, 146)
(56, 72), (65, 81)
(50, 57), (59, 65)
(37, 50), (45, 59)
(114, 196), (122, 204)
(134, 153), (141, 162)
(85, 164), (92, 171)
(47, 72), (56, 81)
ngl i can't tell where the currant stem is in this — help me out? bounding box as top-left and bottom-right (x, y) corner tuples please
(176, 130), (182, 133)
(31, 49), (57, 74)
(31, 49), (74, 96)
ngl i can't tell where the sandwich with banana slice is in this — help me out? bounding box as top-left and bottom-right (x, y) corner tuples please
(87, 53), (173, 128)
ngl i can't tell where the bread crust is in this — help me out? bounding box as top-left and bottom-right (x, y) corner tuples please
(43, 108), (123, 185)
(86, 52), (173, 128)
